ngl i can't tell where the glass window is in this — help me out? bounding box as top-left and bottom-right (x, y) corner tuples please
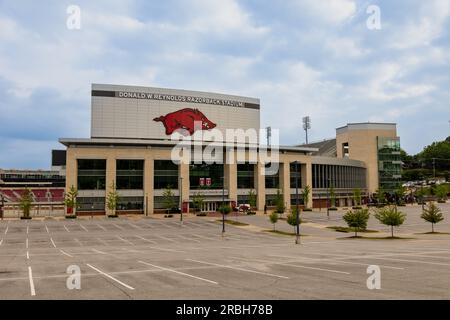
(154, 160), (179, 189)
(290, 162), (302, 188)
(116, 160), (144, 190)
(237, 163), (254, 189)
(190, 163), (224, 189)
(77, 159), (106, 190)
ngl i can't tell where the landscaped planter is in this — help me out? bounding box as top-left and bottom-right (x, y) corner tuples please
(246, 211), (256, 215)
(352, 206), (362, 210)
(107, 215), (119, 218)
(20, 216), (32, 220)
(65, 215), (77, 219)
(164, 214), (174, 218)
(329, 207), (338, 211)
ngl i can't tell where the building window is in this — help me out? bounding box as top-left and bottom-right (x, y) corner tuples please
(377, 137), (402, 191)
(237, 163), (254, 189)
(189, 163), (224, 189)
(116, 160), (144, 190)
(77, 159), (106, 190)
(154, 160), (179, 189)
(77, 197), (105, 211)
(153, 196), (180, 210)
(342, 143), (349, 157)
(264, 163), (279, 189)
(117, 196), (144, 210)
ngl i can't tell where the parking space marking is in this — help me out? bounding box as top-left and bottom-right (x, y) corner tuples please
(50, 238), (56, 248)
(187, 259), (289, 279)
(79, 224), (89, 232)
(63, 225), (70, 233)
(74, 238), (83, 246)
(178, 235), (201, 243)
(96, 224), (107, 231)
(60, 249), (73, 258)
(28, 266), (36, 296)
(138, 260), (218, 285)
(127, 223), (142, 230)
(26, 226), (29, 234)
(112, 223), (124, 230)
(86, 264), (135, 290)
(92, 248), (108, 255)
(4, 226), (8, 234)
(364, 256), (450, 267)
(45, 225), (49, 234)
(0, 239), (2, 246)
(26, 251), (29, 260)
(269, 254), (404, 270)
(97, 238), (109, 246)
(155, 235), (177, 243)
(135, 235), (157, 244)
(26, 238), (28, 249)
(117, 236), (134, 245)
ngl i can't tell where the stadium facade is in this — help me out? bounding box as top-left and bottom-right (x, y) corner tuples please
(51, 84), (400, 215)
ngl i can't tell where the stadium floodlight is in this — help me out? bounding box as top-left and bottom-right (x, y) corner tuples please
(266, 126), (271, 146)
(302, 116), (311, 144)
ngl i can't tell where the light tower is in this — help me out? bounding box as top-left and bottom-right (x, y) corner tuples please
(302, 116), (311, 144)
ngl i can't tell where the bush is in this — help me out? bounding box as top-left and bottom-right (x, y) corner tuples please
(246, 211), (256, 215)
(286, 208), (302, 232)
(219, 205), (231, 215)
(108, 214), (119, 218)
(421, 202), (444, 233)
(269, 211), (278, 230)
(343, 208), (370, 237)
(65, 215), (77, 219)
(196, 213), (207, 217)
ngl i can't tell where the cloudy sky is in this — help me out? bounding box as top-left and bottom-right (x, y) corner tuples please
(0, 0), (449, 169)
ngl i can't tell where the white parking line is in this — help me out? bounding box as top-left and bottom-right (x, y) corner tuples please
(0, 239), (2, 246)
(112, 223), (124, 230)
(178, 235), (201, 243)
(26, 238), (28, 249)
(117, 236), (134, 245)
(26, 251), (29, 260)
(187, 259), (289, 279)
(155, 235), (177, 243)
(60, 249), (73, 258)
(45, 225), (49, 234)
(96, 238), (109, 246)
(50, 238), (56, 248)
(26, 226), (29, 234)
(96, 224), (107, 231)
(86, 264), (135, 290)
(135, 235), (157, 244)
(4, 226), (8, 234)
(79, 224), (89, 232)
(28, 266), (36, 296)
(74, 238), (83, 246)
(139, 260), (218, 285)
(63, 225), (70, 233)
(92, 248), (108, 255)
(127, 223), (142, 230)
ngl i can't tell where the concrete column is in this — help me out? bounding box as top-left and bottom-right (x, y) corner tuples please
(65, 147), (78, 193)
(225, 163), (237, 205)
(255, 162), (265, 211)
(179, 162), (190, 211)
(105, 156), (116, 215)
(280, 162), (291, 211)
(144, 157), (154, 215)
(301, 162), (313, 208)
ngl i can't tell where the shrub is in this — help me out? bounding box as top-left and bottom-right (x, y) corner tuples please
(374, 206), (406, 238)
(421, 202), (444, 233)
(343, 209), (370, 237)
(269, 211), (278, 230)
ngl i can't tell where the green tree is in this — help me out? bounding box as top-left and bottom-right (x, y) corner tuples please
(286, 207), (302, 233)
(343, 209), (370, 237)
(374, 206), (406, 238)
(269, 211), (278, 231)
(248, 189), (257, 210)
(302, 185), (311, 209)
(275, 189), (285, 213)
(106, 181), (120, 217)
(192, 192), (204, 213)
(219, 204), (231, 215)
(162, 185), (176, 214)
(421, 202), (444, 233)
(353, 188), (362, 207)
(64, 185), (78, 216)
(330, 185), (336, 208)
(376, 187), (385, 206)
(19, 188), (33, 218)
(435, 185), (448, 202)
(415, 187), (429, 204)
(395, 185), (406, 205)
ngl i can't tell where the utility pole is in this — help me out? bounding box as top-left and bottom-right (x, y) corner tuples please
(180, 177), (183, 226)
(294, 161), (300, 244)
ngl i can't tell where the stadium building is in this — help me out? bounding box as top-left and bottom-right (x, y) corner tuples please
(48, 84), (400, 216)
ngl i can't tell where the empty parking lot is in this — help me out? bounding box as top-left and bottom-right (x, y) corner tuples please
(1, 212), (450, 299)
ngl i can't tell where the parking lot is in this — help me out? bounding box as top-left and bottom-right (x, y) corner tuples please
(1, 206), (450, 299)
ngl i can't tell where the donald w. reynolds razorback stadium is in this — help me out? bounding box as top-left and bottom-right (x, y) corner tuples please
(0, 83), (401, 216)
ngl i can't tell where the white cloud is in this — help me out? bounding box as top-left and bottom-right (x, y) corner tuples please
(293, 0), (357, 25)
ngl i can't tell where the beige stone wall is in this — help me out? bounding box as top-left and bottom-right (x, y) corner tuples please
(336, 127), (397, 194)
(65, 145), (314, 214)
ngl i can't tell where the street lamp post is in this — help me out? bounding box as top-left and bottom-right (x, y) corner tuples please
(0, 194), (4, 220)
(180, 177), (183, 226)
(294, 161), (300, 244)
(221, 176), (225, 235)
(327, 178), (330, 219)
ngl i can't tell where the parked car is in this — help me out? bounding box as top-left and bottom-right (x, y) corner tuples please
(237, 204), (250, 212)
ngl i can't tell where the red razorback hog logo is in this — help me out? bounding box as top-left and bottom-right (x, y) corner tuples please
(153, 108), (217, 135)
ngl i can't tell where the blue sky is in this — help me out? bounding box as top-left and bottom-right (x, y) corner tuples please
(0, 0), (449, 169)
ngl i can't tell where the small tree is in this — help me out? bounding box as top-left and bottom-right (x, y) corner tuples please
(248, 189), (257, 211)
(64, 185), (78, 216)
(192, 192), (204, 214)
(269, 211), (279, 231)
(421, 202), (444, 233)
(162, 185), (176, 214)
(19, 188), (33, 218)
(219, 204), (231, 215)
(374, 206), (406, 238)
(376, 187), (386, 206)
(106, 181), (120, 217)
(286, 207), (301, 233)
(275, 189), (285, 214)
(343, 208), (370, 237)
(435, 185), (448, 203)
(330, 185), (336, 208)
(352, 188), (362, 207)
(395, 185), (406, 205)
(302, 185), (311, 209)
